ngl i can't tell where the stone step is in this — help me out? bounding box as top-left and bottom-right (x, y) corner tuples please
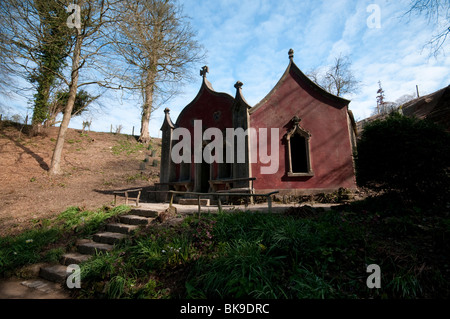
(39, 264), (68, 284)
(120, 215), (151, 225)
(77, 240), (114, 255)
(106, 223), (139, 234)
(129, 209), (159, 218)
(21, 279), (56, 294)
(93, 232), (128, 245)
(60, 252), (91, 266)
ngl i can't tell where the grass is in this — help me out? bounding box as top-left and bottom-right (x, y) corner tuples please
(184, 211), (363, 299)
(72, 198), (449, 299)
(111, 137), (146, 156)
(0, 205), (131, 277)
(1, 195), (449, 299)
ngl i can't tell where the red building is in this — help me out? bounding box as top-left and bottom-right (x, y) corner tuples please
(159, 50), (357, 197)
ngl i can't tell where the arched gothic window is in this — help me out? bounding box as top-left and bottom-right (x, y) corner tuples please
(286, 116), (314, 177)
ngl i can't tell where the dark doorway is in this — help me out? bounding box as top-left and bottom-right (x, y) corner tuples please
(200, 161), (210, 192)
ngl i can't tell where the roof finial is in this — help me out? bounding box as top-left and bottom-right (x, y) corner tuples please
(234, 81), (243, 89)
(200, 65), (209, 78)
(288, 48), (294, 60)
(164, 107), (170, 113)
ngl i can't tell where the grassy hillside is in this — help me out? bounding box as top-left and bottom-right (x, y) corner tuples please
(0, 122), (161, 237)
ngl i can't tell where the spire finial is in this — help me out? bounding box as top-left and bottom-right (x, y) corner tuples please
(164, 107), (170, 113)
(288, 48), (294, 60)
(200, 65), (209, 78)
(292, 115), (301, 125)
(234, 81), (243, 89)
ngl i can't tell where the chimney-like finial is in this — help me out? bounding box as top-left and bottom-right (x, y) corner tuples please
(288, 48), (294, 60)
(200, 65), (209, 78)
(234, 81), (243, 89)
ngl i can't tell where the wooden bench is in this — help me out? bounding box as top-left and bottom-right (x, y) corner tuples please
(214, 191), (279, 212)
(210, 177), (256, 204)
(209, 177), (255, 192)
(152, 181), (194, 202)
(113, 188), (142, 206)
(157, 190), (279, 216)
(155, 181), (194, 192)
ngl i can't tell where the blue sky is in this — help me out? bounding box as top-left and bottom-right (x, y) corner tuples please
(2, 0), (449, 137)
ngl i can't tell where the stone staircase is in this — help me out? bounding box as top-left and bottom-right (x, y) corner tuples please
(39, 208), (160, 285)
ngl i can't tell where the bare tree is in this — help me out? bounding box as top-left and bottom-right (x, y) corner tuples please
(307, 54), (360, 97)
(322, 54), (360, 97)
(0, 0), (72, 126)
(49, 0), (120, 175)
(2, 0), (123, 175)
(405, 0), (450, 56)
(376, 81), (386, 114)
(111, 0), (205, 144)
(395, 93), (417, 106)
(372, 81), (399, 116)
(0, 34), (14, 100)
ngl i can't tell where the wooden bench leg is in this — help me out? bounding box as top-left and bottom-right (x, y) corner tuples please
(197, 195), (201, 218)
(136, 190), (141, 207)
(169, 192), (174, 209)
(268, 196), (272, 213)
(217, 195), (222, 212)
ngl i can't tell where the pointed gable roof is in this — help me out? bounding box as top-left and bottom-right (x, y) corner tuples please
(249, 49), (350, 115)
(175, 66), (235, 126)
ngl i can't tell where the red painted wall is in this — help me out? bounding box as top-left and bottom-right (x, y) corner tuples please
(174, 82), (234, 181)
(250, 68), (357, 192)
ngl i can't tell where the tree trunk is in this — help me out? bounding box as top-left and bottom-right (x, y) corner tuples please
(30, 73), (52, 136)
(139, 106), (151, 144)
(139, 72), (155, 144)
(49, 32), (82, 175)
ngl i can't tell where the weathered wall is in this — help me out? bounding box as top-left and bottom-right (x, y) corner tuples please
(249, 67), (357, 193)
(174, 81), (234, 182)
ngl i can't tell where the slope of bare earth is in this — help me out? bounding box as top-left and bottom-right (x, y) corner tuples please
(0, 123), (161, 237)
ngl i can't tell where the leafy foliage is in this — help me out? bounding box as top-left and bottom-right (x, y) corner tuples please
(45, 89), (98, 127)
(29, 0), (73, 126)
(2, 202), (449, 299)
(0, 205), (130, 276)
(355, 113), (450, 208)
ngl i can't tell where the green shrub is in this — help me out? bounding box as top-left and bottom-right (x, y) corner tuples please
(0, 228), (61, 275)
(186, 239), (286, 298)
(43, 247), (65, 263)
(0, 205), (130, 277)
(186, 211), (362, 299)
(355, 113), (450, 208)
(57, 205), (131, 236)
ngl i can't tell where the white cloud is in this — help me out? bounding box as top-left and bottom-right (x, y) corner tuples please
(3, 0), (449, 135)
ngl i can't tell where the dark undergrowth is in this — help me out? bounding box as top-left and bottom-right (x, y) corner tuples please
(67, 194), (450, 299)
(1, 193), (448, 299)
